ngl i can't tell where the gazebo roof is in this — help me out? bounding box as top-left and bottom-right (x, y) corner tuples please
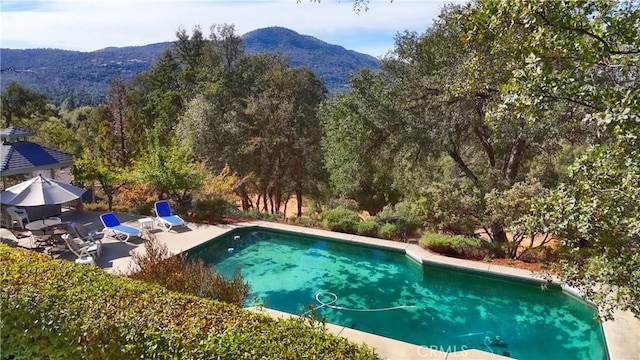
(0, 126), (34, 141)
(1, 141), (74, 177)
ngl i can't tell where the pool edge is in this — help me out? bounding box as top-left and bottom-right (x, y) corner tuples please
(190, 221), (633, 360)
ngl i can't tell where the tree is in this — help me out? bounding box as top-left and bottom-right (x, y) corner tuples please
(244, 61), (327, 216)
(320, 69), (402, 215)
(73, 105), (129, 211)
(133, 139), (205, 205)
(73, 150), (128, 212)
(178, 53), (327, 216)
(1, 82), (49, 127)
(461, 0), (639, 318)
(105, 76), (141, 167)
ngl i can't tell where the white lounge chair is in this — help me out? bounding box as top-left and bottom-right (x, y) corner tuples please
(69, 222), (103, 257)
(154, 200), (186, 232)
(99, 212), (141, 243)
(62, 233), (101, 260)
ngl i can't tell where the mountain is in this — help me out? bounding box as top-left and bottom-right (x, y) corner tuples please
(0, 27), (379, 106)
(243, 27), (379, 94)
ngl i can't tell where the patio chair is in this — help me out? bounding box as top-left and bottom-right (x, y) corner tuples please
(6, 206), (29, 229)
(69, 222), (103, 257)
(99, 212), (141, 243)
(62, 233), (101, 261)
(154, 200), (186, 232)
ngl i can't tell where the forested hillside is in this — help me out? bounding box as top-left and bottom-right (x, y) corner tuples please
(0, 27), (378, 105)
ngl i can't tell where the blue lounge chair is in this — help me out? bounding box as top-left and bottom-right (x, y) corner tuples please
(99, 212), (141, 243)
(154, 200), (186, 232)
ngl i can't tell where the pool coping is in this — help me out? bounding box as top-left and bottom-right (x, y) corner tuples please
(117, 219), (638, 360)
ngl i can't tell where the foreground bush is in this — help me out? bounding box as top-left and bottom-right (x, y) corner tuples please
(127, 237), (250, 306)
(0, 245), (378, 359)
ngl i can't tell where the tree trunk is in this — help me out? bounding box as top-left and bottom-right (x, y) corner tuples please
(262, 191), (268, 212)
(296, 190), (303, 218)
(447, 147), (479, 186)
(490, 222), (508, 243)
(282, 198), (289, 220)
(503, 137), (527, 185)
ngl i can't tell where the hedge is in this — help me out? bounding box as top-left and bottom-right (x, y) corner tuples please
(420, 232), (490, 260)
(0, 244), (378, 359)
(319, 207), (361, 234)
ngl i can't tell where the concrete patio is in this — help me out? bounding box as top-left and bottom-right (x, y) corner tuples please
(1, 209), (638, 360)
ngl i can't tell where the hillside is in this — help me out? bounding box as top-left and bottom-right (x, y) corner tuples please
(0, 27), (379, 106)
(243, 27), (379, 94)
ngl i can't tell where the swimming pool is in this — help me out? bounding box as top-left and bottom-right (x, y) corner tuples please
(188, 228), (608, 360)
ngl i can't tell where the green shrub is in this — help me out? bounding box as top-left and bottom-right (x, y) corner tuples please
(319, 207), (361, 234)
(378, 223), (398, 239)
(357, 219), (379, 237)
(420, 232), (488, 260)
(130, 201), (153, 216)
(374, 203), (422, 236)
(83, 201), (129, 213)
(288, 216), (322, 227)
(238, 208), (282, 221)
(193, 198), (233, 222)
(0, 244), (378, 359)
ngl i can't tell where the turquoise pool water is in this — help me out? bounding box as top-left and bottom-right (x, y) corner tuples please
(188, 228), (607, 360)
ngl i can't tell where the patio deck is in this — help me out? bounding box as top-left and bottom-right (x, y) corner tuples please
(1, 209), (638, 360)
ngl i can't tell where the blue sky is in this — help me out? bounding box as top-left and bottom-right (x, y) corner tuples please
(0, 0), (465, 57)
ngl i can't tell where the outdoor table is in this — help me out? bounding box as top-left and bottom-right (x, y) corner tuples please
(26, 218), (63, 246)
(25, 218), (63, 232)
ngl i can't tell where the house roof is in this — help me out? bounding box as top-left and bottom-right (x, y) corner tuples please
(0, 126), (34, 141)
(1, 141), (74, 177)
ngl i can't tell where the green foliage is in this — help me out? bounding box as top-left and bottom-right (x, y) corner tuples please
(0, 244), (377, 359)
(420, 233), (489, 260)
(134, 139), (205, 203)
(193, 198), (234, 222)
(287, 215), (322, 227)
(82, 201), (128, 213)
(373, 202), (422, 236)
(34, 117), (80, 155)
(128, 237), (250, 306)
(377, 223), (398, 240)
(236, 209), (282, 221)
(0, 81), (50, 127)
(410, 180), (482, 236)
(319, 207), (361, 234)
(463, 0), (640, 318)
(319, 71), (401, 215)
(130, 201), (154, 216)
(73, 149), (130, 212)
(357, 219), (379, 237)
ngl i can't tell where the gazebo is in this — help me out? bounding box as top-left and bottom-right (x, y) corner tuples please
(1, 126), (75, 222)
(1, 126), (74, 179)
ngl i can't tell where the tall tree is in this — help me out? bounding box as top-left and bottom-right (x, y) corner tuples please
(245, 61), (327, 215)
(129, 24), (244, 148)
(106, 76), (141, 167)
(320, 69), (403, 215)
(461, 0), (639, 317)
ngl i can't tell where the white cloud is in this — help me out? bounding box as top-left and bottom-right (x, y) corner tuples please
(0, 0), (463, 56)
